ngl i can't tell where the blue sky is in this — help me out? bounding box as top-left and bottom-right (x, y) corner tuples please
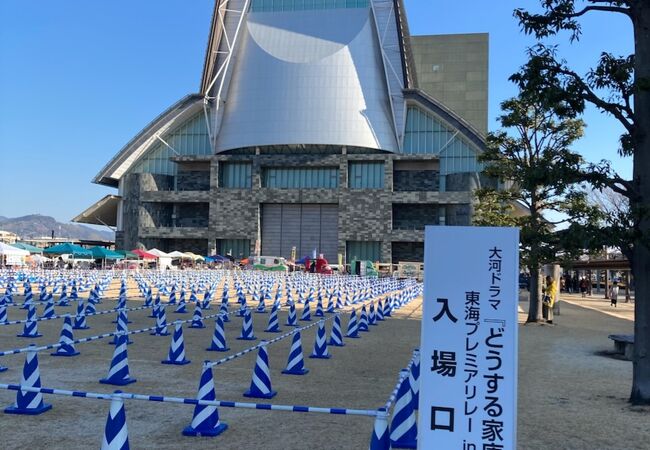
(0, 0), (634, 223)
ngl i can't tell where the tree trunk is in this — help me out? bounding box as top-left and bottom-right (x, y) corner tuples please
(630, 1), (650, 405)
(527, 263), (543, 322)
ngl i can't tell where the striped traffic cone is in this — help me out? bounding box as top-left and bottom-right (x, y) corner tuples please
(219, 302), (229, 322)
(237, 310), (256, 341)
(285, 303), (297, 327)
(369, 408), (390, 450)
(100, 333), (136, 386)
(101, 392), (129, 450)
(346, 309), (360, 338)
(162, 322), (190, 365)
(243, 342), (277, 399)
(383, 298), (392, 317)
(255, 294), (266, 313)
(174, 296), (187, 314)
(149, 294), (161, 318)
(41, 296), (55, 319)
(282, 331), (309, 375)
(410, 350), (420, 410)
(389, 372), (417, 449)
(143, 287), (152, 308)
(190, 304), (205, 329)
(206, 316), (229, 352)
(51, 315), (79, 356)
(264, 303), (280, 333)
(336, 292), (343, 309)
(0, 303), (7, 324)
(58, 286), (69, 306)
(4, 346), (52, 414)
(18, 304), (42, 338)
(168, 286), (177, 305)
(315, 297), (324, 317)
(202, 292), (211, 310)
(326, 293), (335, 313)
(309, 320), (330, 359)
(359, 306), (369, 332)
(328, 314), (345, 347)
(182, 362), (228, 437)
(369, 302), (377, 325)
(300, 301), (311, 322)
(110, 310), (133, 345)
(151, 305), (170, 336)
(21, 284), (33, 309)
(73, 299), (89, 330)
(376, 300), (385, 321)
(85, 300), (97, 315)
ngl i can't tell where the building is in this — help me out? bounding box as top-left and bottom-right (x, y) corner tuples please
(76, 0), (488, 263)
(0, 231), (19, 245)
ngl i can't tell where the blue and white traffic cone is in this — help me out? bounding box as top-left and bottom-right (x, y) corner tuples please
(359, 306), (369, 332)
(369, 408), (390, 450)
(309, 320), (331, 359)
(206, 316), (229, 352)
(237, 301), (247, 318)
(18, 304), (42, 338)
(51, 315), (80, 356)
(21, 284), (33, 309)
(336, 292), (343, 309)
(174, 296), (187, 314)
(376, 300), (385, 321)
(255, 294), (266, 313)
(0, 303), (7, 324)
(4, 346), (52, 414)
(286, 303), (297, 327)
(326, 293), (335, 313)
(369, 302), (377, 325)
(143, 287), (152, 308)
(110, 310), (133, 345)
(346, 309), (360, 338)
(243, 342), (277, 399)
(300, 301), (311, 322)
(101, 392), (129, 450)
(328, 314), (345, 347)
(168, 286), (177, 305)
(41, 296), (55, 319)
(383, 298), (392, 317)
(282, 331), (309, 375)
(182, 362), (228, 437)
(162, 322), (190, 365)
(389, 372), (417, 449)
(202, 292), (211, 310)
(73, 299), (89, 330)
(237, 310), (256, 341)
(85, 299), (97, 315)
(410, 350), (420, 410)
(190, 304), (205, 328)
(264, 303), (280, 333)
(219, 302), (229, 322)
(315, 298), (324, 317)
(100, 333), (136, 386)
(151, 305), (170, 336)
(149, 294), (161, 318)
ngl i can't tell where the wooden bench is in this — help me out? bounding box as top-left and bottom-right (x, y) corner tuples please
(608, 334), (634, 360)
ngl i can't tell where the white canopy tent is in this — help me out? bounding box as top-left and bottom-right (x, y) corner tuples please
(0, 242), (29, 266)
(148, 248), (173, 270)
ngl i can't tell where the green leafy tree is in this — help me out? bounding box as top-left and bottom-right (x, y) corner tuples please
(477, 94), (600, 322)
(513, 0), (650, 405)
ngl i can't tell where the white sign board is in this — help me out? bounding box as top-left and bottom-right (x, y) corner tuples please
(418, 226), (519, 449)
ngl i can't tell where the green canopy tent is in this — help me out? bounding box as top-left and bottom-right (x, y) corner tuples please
(43, 243), (93, 267)
(115, 250), (138, 259)
(11, 242), (43, 254)
(89, 246), (124, 269)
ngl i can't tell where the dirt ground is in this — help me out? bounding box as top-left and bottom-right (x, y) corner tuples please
(0, 282), (648, 449)
(0, 280), (422, 449)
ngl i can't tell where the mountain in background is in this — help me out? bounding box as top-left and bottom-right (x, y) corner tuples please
(0, 214), (114, 241)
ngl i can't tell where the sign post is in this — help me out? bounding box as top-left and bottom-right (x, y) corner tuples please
(418, 226), (519, 449)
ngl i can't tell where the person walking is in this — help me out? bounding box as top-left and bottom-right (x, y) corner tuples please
(543, 275), (557, 324)
(580, 277), (587, 298)
(609, 281), (620, 307)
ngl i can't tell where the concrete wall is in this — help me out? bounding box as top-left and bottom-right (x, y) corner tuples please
(410, 33), (488, 134)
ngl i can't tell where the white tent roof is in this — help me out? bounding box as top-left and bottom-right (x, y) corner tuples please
(148, 248), (171, 258)
(168, 251), (191, 259)
(0, 242), (29, 256)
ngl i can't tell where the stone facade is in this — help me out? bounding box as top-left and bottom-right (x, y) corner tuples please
(117, 150), (475, 262)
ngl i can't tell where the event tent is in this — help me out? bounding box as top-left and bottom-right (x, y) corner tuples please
(115, 250), (138, 259)
(168, 251), (191, 259)
(131, 249), (157, 260)
(89, 247), (124, 260)
(148, 248), (173, 269)
(11, 242), (43, 254)
(43, 243), (93, 258)
(0, 242), (29, 266)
